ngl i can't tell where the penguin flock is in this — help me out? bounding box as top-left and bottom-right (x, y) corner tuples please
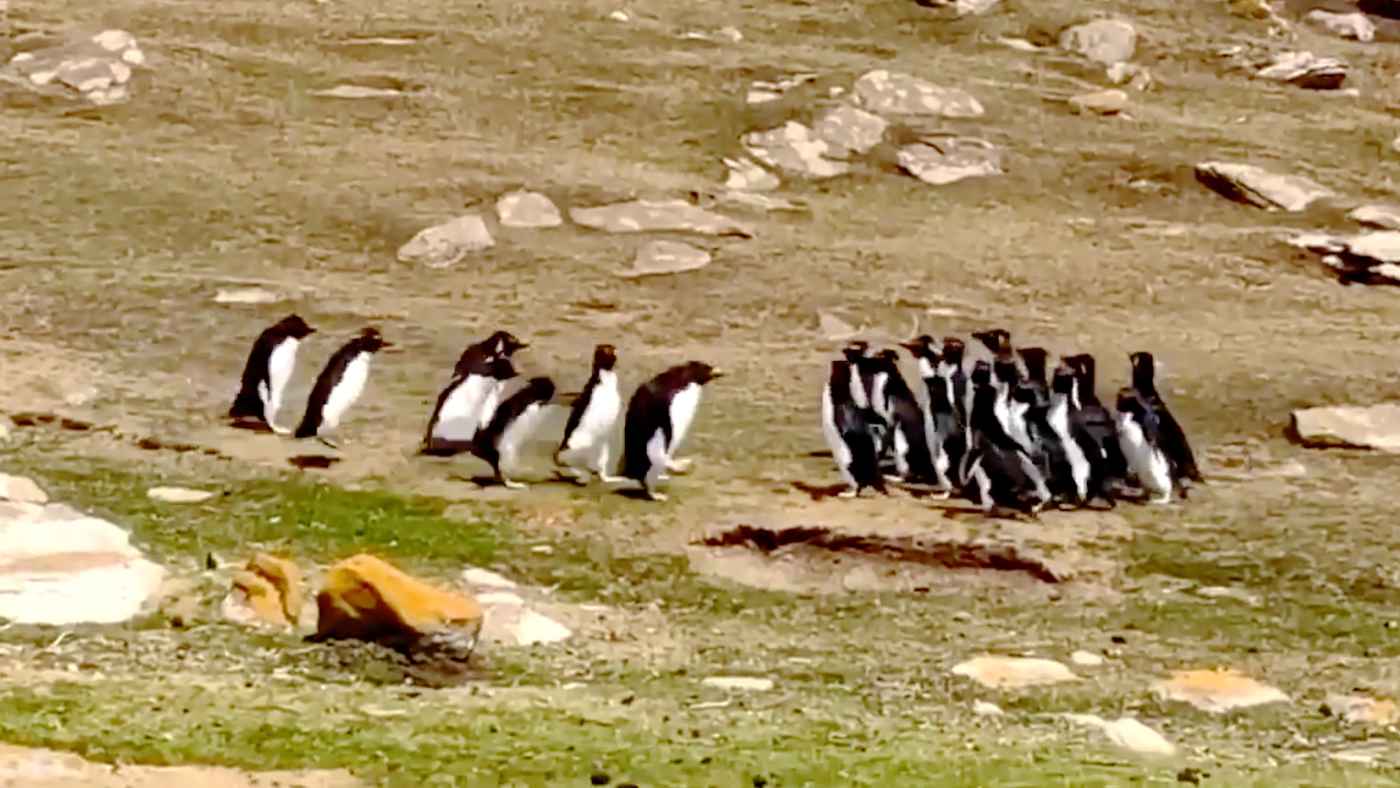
(821, 329), (1202, 516)
(228, 315), (724, 502)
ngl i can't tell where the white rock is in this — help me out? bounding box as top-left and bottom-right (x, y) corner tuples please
(1348, 205), (1400, 231)
(853, 69), (984, 118)
(92, 30), (136, 51)
(571, 198), (753, 237)
(722, 157), (779, 192)
(1064, 714), (1176, 756)
(951, 656), (1078, 689)
(617, 240), (711, 278)
(812, 104), (888, 155)
(1255, 51), (1347, 90)
(998, 37), (1041, 52)
(744, 73), (817, 105)
(214, 287), (282, 305)
(712, 190), (803, 213)
(1305, 10), (1375, 43)
(461, 567), (518, 589)
(1059, 19), (1137, 65)
(897, 137), (1003, 186)
(0, 501), (166, 625)
(397, 214), (495, 267)
(608, 10), (630, 22)
(1069, 89), (1128, 116)
(1106, 62), (1153, 91)
(702, 676), (774, 691)
(513, 608), (572, 645)
(1194, 161), (1333, 212)
(476, 591), (525, 606)
(1070, 650), (1104, 667)
(108, 61), (132, 85)
(972, 700), (1004, 717)
(495, 190), (563, 228)
(1291, 403), (1400, 451)
(311, 84), (406, 99)
(0, 475), (47, 505)
(744, 122), (851, 179)
(146, 487), (215, 504)
(1153, 669), (1289, 713)
(122, 48), (145, 66)
(64, 386), (98, 407)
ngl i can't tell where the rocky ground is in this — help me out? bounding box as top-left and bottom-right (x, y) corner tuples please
(3, 0), (1400, 784)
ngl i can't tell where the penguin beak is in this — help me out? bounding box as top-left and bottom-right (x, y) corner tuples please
(898, 340), (922, 353)
(710, 368), (726, 380)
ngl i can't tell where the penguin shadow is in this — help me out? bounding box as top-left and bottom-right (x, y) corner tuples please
(790, 481), (859, 501)
(288, 454), (341, 470)
(228, 418), (275, 434)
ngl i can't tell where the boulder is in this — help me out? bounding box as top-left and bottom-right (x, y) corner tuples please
(743, 122), (851, 179)
(812, 104), (888, 155)
(1255, 51), (1348, 90)
(722, 157), (780, 192)
(495, 191), (563, 228)
(896, 137), (1003, 186)
(1194, 161), (1333, 211)
(1288, 231), (1400, 284)
(312, 554), (484, 662)
(1153, 668), (1289, 713)
(1347, 204), (1400, 230)
(951, 656), (1078, 689)
(0, 474), (47, 505)
(616, 240), (711, 278)
(1326, 694), (1398, 725)
(570, 199), (753, 237)
(0, 501), (165, 625)
(4, 29), (144, 106)
(1305, 10), (1377, 41)
(396, 215), (495, 267)
(852, 69), (984, 118)
(1069, 89), (1129, 116)
(1059, 19), (1138, 65)
(1290, 403), (1400, 451)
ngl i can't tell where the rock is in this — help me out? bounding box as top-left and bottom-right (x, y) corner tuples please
(1070, 650), (1104, 667)
(1289, 230), (1400, 284)
(951, 656), (1078, 689)
(744, 73), (818, 105)
(1153, 668), (1289, 713)
(1255, 51), (1348, 90)
(0, 500), (166, 625)
(495, 191), (562, 228)
(1106, 62), (1152, 90)
(812, 104), (888, 155)
(1348, 204), (1400, 230)
(1064, 714), (1176, 756)
(0, 742), (363, 788)
(1326, 694), (1398, 725)
(722, 157), (779, 192)
(473, 590), (572, 646)
(711, 190), (804, 213)
(1069, 89), (1128, 116)
(4, 29), (143, 106)
(1059, 19), (1137, 65)
(0, 474), (47, 505)
(214, 287), (282, 305)
(222, 553), (304, 629)
(680, 26), (742, 43)
(1305, 10), (1376, 41)
(702, 676), (774, 691)
(616, 240), (711, 278)
(461, 567), (517, 589)
(1194, 161), (1333, 212)
(998, 37), (1041, 52)
(571, 199), (753, 237)
(1192, 585), (1261, 606)
(743, 122), (852, 179)
(972, 700), (1004, 717)
(852, 69), (984, 118)
(396, 214), (495, 267)
(313, 554), (484, 662)
(250, 553), (303, 624)
(607, 9), (630, 22)
(513, 608), (573, 645)
(1290, 403), (1400, 451)
(146, 486), (215, 504)
(918, 0), (1001, 14)
(310, 85), (406, 99)
(897, 137), (1003, 186)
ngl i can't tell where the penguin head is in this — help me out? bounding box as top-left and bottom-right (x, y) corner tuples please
(1016, 347), (1049, 381)
(1051, 365), (1077, 396)
(681, 361), (724, 386)
(898, 335), (938, 362)
(970, 360), (993, 388)
(484, 330), (528, 358)
(354, 327), (392, 353)
(971, 328), (1010, 354)
(873, 348), (901, 370)
(276, 314), (317, 340)
(940, 337), (965, 365)
(592, 343), (618, 371)
(841, 340), (870, 362)
(489, 356), (518, 381)
(1129, 351), (1156, 389)
(522, 376), (555, 401)
(1114, 387), (1150, 421)
(992, 356), (1021, 386)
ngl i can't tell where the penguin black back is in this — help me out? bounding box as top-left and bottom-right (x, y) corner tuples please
(1128, 351), (1203, 483)
(294, 327), (391, 439)
(453, 330), (527, 378)
(229, 314), (315, 421)
(473, 376), (555, 467)
(620, 361), (723, 483)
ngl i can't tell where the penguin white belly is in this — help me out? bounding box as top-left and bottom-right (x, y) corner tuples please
(871, 373), (891, 423)
(566, 372), (621, 451)
(264, 337), (300, 423)
(667, 383), (702, 453)
(499, 403), (549, 467)
(433, 375), (492, 441)
(1048, 401), (1090, 498)
(1116, 415), (1171, 499)
(321, 353), (371, 430)
(848, 366), (869, 410)
(477, 381), (506, 435)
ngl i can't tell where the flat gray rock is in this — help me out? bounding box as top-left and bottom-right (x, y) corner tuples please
(1289, 230), (1400, 284)
(853, 69), (984, 118)
(1194, 161), (1333, 212)
(743, 122), (851, 179)
(1305, 10), (1375, 42)
(813, 104), (888, 155)
(745, 73), (817, 105)
(5, 29), (143, 106)
(1059, 19), (1137, 65)
(310, 84), (405, 99)
(397, 214), (495, 267)
(897, 137), (1003, 186)
(495, 190), (562, 228)
(214, 287), (282, 305)
(1255, 51), (1348, 90)
(616, 240), (712, 278)
(1348, 204), (1400, 230)
(1292, 403), (1400, 451)
(571, 199), (753, 237)
(1069, 88), (1128, 115)
(722, 157), (780, 192)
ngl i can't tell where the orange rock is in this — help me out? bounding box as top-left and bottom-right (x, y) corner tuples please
(247, 553), (303, 626)
(313, 554), (483, 659)
(1154, 668), (1289, 713)
(229, 570), (289, 627)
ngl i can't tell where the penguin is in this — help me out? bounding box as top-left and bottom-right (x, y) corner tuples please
(472, 376), (556, 489)
(940, 337), (971, 429)
(992, 355), (1033, 451)
(871, 349), (947, 490)
(1042, 365), (1114, 508)
(294, 327), (392, 448)
(555, 343), (626, 484)
(1016, 347), (1051, 407)
(841, 340), (877, 412)
(1114, 387), (1175, 504)
(1128, 351), (1203, 487)
(421, 332), (525, 456)
(1062, 353), (1127, 484)
(900, 336), (963, 489)
(821, 358), (888, 498)
(620, 361), (724, 501)
(961, 362), (1051, 516)
(971, 328), (1012, 358)
(228, 314), (316, 433)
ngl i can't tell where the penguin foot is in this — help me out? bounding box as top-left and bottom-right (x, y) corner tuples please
(665, 458), (693, 474)
(269, 422), (291, 436)
(645, 490), (669, 502)
(599, 474), (628, 484)
(554, 468), (589, 485)
(503, 478), (529, 490)
(837, 487), (860, 499)
(317, 437), (340, 450)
